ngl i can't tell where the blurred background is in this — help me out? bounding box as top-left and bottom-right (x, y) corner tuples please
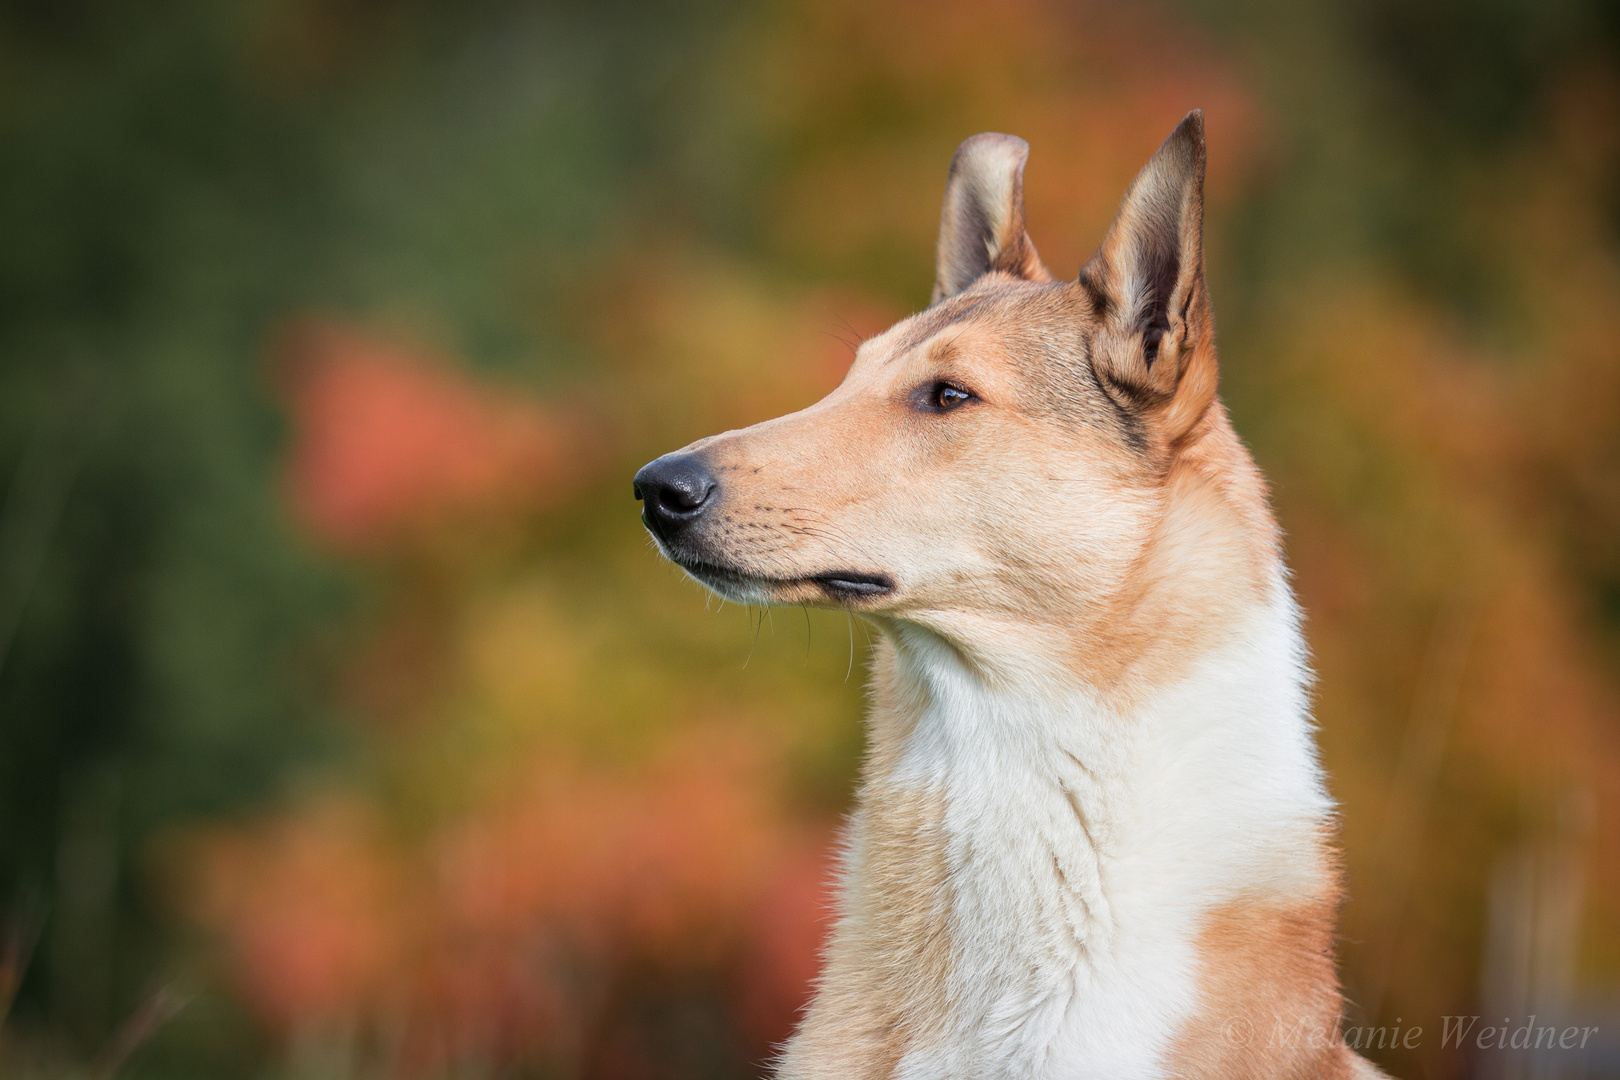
(1, 1), (1618, 1077)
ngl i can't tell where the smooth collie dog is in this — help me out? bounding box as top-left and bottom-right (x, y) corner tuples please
(635, 112), (1386, 1079)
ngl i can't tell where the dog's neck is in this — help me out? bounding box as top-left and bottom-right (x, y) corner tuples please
(781, 587), (1343, 1079)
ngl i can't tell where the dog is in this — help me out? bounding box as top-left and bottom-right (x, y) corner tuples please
(634, 111), (1387, 1079)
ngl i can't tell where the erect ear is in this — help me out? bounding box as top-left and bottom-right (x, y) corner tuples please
(1079, 110), (1216, 445)
(931, 133), (1052, 304)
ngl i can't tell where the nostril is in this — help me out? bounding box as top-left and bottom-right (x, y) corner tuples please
(633, 453), (720, 526)
(658, 476), (714, 513)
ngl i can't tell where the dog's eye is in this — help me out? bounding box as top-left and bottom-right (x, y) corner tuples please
(924, 382), (974, 411)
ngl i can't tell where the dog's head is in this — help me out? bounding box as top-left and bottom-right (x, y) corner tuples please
(635, 112), (1278, 680)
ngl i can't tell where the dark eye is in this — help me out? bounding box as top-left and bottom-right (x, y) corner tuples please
(925, 382), (974, 411)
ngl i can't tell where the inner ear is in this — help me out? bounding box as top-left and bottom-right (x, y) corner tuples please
(1083, 112), (1205, 343)
(1080, 110), (1211, 411)
(932, 133), (1051, 304)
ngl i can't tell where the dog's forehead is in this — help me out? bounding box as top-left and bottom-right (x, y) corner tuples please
(843, 277), (1129, 436)
(856, 278), (1093, 373)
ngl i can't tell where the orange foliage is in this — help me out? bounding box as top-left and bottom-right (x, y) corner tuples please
(747, 0), (1260, 278)
(186, 802), (407, 1024)
(185, 743), (834, 1074)
(276, 321), (590, 552)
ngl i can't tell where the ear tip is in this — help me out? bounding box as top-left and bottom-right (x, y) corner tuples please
(1155, 110), (1206, 181)
(1171, 110), (1206, 151)
(958, 131), (1030, 151)
(951, 131), (1031, 172)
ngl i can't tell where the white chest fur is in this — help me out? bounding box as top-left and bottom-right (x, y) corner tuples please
(813, 594), (1336, 1080)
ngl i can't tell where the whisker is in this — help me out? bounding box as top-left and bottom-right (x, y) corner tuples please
(776, 508), (889, 575)
(846, 611), (855, 682)
(821, 328), (860, 355)
(744, 605), (765, 669)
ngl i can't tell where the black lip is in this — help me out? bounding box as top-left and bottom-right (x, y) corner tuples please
(674, 557), (758, 592)
(810, 572), (895, 599)
(666, 555), (894, 603)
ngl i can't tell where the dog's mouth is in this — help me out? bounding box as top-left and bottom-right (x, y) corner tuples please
(673, 556), (895, 606)
(808, 571), (894, 599)
(637, 499), (895, 605)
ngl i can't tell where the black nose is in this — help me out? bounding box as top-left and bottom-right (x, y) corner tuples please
(633, 453), (718, 538)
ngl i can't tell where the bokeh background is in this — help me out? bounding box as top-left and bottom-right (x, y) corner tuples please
(2, 1), (1619, 1077)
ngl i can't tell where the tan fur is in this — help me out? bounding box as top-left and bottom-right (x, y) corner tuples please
(1167, 893), (1369, 1079)
(786, 651), (955, 1077)
(636, 114), (1384, 1079)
